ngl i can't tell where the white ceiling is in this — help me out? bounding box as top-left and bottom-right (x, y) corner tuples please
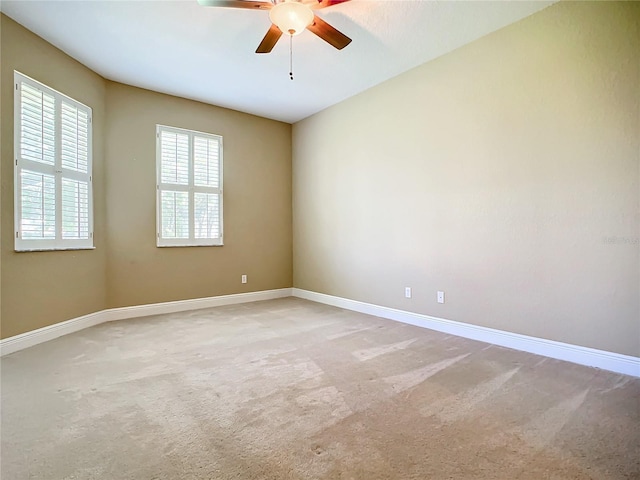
(1, 0), (554, 123)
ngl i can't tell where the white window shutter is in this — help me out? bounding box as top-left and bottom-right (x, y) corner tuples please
(193, 136), (220, 188)
(194, 192), (221, 239)
(161, 190), (189, 239)
(19, 83), (56, 166)
(19, 169), (56, 239)
(157, 125), (223, 247)
(14, 71), (93, 251)
(61, 102), (90, 173)
(161, 131), (190, 185)
(61, 178), (90, 239)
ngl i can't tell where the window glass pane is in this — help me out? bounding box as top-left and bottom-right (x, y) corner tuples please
(161, 131), (189, 185)
(194, 192), (220, 239)
(194, 136), (220, 188)
(20, 169), (56, 239)
(61, 102), (89, 173)
(161, 190), (189, 239)
(20, 83), (55, 165)
(61, 178), (90, 239)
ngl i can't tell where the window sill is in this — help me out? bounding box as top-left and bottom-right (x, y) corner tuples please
(15, 246), (96, 253)
(156, 244), (224, 248)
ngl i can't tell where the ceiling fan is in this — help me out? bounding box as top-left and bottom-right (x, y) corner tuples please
(197, 0), (352, 54)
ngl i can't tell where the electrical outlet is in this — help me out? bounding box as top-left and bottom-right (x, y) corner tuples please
(405, 287), (412, 299)
(437, 291), (445, 304)
(241, 274), (247, 284)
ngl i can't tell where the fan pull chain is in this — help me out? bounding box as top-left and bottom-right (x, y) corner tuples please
(289, 34), (294, 81)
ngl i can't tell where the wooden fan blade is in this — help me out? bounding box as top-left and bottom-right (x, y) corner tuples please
(311, 0), (350, 10)
(256, 24), (283, 53)
(197, 0), (272, 10)
(307, 15), (352, 50)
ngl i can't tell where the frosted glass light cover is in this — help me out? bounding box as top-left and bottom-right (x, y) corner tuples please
(269, 1), (314, 36)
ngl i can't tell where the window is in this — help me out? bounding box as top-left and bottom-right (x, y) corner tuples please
(156, 125), (223, 247)
(14, 72), (93, 251)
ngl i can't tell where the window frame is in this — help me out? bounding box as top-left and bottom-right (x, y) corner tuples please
(156, 124), (224, 247)
(13, 71), (94, 252)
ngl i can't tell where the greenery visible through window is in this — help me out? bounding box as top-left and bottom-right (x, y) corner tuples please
(156, 125), (223, 247)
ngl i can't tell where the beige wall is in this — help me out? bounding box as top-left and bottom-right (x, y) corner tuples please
(1, 15), (292, 338)
(1, 15), (108, 338)
(292, 2), (640, 356)
(105, 83), (292, 307)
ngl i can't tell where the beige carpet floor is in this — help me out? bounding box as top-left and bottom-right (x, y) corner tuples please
(1, 297), (638, 479)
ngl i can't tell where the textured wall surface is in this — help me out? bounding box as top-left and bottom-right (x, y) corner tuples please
(293, 2), (640, 356)
(1, 15), (108, 338)
(105, 82), (292, 308)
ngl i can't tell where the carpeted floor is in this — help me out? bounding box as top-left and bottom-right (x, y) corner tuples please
(1, 297), (638, 479)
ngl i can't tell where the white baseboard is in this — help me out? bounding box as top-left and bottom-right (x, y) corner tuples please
(292, 288), (640, 377)
(103, 288), (293, 322)
(0, 288), (292, 356)
(0, 311), (106, 357)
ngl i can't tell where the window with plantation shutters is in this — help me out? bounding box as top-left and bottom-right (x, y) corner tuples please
(156, 125), (223, 247)
(14, 71), (93, 251)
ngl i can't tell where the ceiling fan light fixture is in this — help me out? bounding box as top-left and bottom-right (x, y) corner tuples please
(269, 1), (314, 36)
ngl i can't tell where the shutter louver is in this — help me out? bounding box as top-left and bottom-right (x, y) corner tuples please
(194, 192), (220, 239)
(20, 170), (56, 239)
(194, 137), (220, 188)
(20, 83), (55, 166)
(161, 132), (189, 185)
(161, 190), (190, 239)
(61, 179), (90, 239)
(61, 102), (89, 173)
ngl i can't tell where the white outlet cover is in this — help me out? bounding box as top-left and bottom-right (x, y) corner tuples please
(405, 287), (412, 299)
(437, 291), (445, 303)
